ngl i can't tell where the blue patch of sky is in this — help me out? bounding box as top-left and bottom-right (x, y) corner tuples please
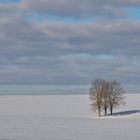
(0, 0), (21, 3)
(95, 54), (115, 60)
(26, 13), (96, 23)
(126, 7), (140, 20)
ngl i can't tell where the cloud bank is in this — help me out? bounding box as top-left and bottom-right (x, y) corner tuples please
(0, 0), (140, 92)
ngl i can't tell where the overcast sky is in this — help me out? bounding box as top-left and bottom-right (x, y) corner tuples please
(0, 0), (140, 92)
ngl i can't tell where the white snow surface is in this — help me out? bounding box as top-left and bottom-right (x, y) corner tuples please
(0, 94), (139, 140)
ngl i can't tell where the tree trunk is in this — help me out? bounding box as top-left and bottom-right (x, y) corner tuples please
(98, 108), (101, 117)
(110, 106), (113, 115)
(104, 107), (107, 116)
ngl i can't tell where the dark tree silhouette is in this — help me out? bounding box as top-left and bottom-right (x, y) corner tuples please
(101, 80), (110, 116)
(90, 79), (125, 116)
(108, 80), (125, 115)
(90, 79), (104, 117)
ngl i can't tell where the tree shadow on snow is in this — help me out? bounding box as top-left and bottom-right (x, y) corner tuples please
(112, 109), (140, 116)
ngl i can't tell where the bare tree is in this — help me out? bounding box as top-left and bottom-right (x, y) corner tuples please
(90, 79), (125, 117)
(101, 80), (110, 116)
(89, 79), (104, 116)
(108, 80), (125, 115)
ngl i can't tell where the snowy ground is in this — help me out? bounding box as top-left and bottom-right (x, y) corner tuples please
(0, 94), (139, 140)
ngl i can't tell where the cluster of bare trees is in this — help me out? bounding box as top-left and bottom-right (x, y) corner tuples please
(90, 79), (125, 117)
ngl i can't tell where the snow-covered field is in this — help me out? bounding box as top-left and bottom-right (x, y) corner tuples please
(0, 94), (139, 140)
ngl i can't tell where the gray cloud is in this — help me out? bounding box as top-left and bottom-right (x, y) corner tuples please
(38, 20), (140, 56)
(20, 0), (140, 18)
(0, 1), (140, 92)
(0, 3), (19, 15)
(0, 15), (140, 84)
(0, 53), (140, 87)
